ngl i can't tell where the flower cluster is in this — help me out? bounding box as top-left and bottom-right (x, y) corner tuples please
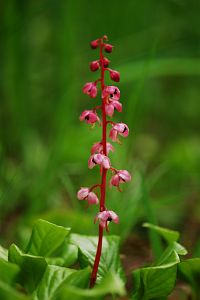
(77, 35), (131, 232)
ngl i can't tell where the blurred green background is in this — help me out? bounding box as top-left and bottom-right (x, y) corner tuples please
(0, 0), (200, 257)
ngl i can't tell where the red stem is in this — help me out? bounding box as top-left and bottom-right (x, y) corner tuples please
(90, 38), (107, 288)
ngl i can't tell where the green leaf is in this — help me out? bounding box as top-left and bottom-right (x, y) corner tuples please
(70, 234), (125, 283)
(179, 258), (200, 293)
(45, 257), (65, 266)
(33, 266), (90, 300)
(48, 238), (78, 267)
(59, 240), (78, 267)
(143, 223), (180, 243)
(0, 281), (30, 300)
(26, 219), (70, 257)
(0, 245), (8, 261)
(132, 246), (180, 300)
(173, 242), (188, 256)
(59, 272), (126, 300)
(8, 244), (47, 293)
(0, 258), (19, 284)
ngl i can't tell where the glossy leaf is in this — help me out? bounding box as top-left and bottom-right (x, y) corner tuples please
(59, 272), (126, 300)
(0, 258), (19, 284)
(0, 245), (8, 261)
(8, 244), (47, 293)
(0, 281), (30, 300)
(132, 246), (180, 300)
(179, 258), (200, 293)
(70, 234), (125, 283)
(33, 266), (90, 300)
(143, 223), (180, 243)
(26, 219), (70, 257)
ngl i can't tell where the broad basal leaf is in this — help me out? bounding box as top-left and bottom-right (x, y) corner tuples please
(26, 219), (70, 257)
(143, 223), (179, 243)
(70, 234), (125, 283)
(179, 258), (200, 293)
(59, 272), (126, 300)
(33, 266), (90, 300)
(0, 258), (19, 284)
(0, 245), (8, 261)
(47, 238), (78, 267)
(132, 246), (180, 300)
(8, 244), (47, 293)
(0, 281), (30, 300)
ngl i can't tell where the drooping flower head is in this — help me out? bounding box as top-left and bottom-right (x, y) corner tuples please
(88, 153), (111, 169)
(83, 82), (98, 98)
(77, 187), (99, 205)
(80, 110), (100, 124)
(102, 86), (120, 101)
(109, 122), (129, 142)
(102, 86), (122, 117)
(110, 170), (131, 189)
(94, 210), (119, 231)
(91, 142), (114, 154)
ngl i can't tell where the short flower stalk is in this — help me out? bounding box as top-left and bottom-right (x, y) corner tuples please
(77, 35), (131, 287)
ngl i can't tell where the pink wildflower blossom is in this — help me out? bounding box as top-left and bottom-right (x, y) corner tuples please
(77, 187), (99, 205)
(109, 122), (129, 142)
(80, 110), (100, 124)
(91, 142), (114, 154)
(82, 82), (97, 98)
(88, 153), (111, 169)
(110, 170), (131, 188)
(94, 210), (119, 230)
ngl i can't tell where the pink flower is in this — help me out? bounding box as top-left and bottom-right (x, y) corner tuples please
(91, 142), (114, 154)
(110, 170), (131, 188)
(82, 82), (97, 98)
(102, 86), (120, 101)
(102, 86), (122, 117)
(77, 187), (90, 200)
(109, 69), (120, 82)
(104, 44), (113, 53)
(90, 60), (100, 72)
(109, 123), (129, 142)
(79, 110), (100, 124)
(88, 153), (111, 169)
(90, 39), (99, 49)
(105, 101), (122, 117)
(77, 187), (99, 205)
(94, 210), (119, 230)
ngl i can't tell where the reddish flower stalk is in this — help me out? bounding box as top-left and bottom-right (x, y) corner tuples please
(77, 35), (131, 288)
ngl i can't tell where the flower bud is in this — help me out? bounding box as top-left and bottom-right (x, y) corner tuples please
(90, 39), (99, 49)
(102, 57), (110, 67)
(104, 44), (113, 53)
(110, 70), (120, 82)
(90, 60), (100, 72)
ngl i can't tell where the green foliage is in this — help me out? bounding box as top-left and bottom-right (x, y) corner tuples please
(70, 234), (125, 282)
(0, 219), (125, 299)
(132, 223), (198, 300)
(0, 219), (200, 299)
(26, 219), (70, 257)
(8, 244), (47, 293)
(179, 258), (200, 298)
